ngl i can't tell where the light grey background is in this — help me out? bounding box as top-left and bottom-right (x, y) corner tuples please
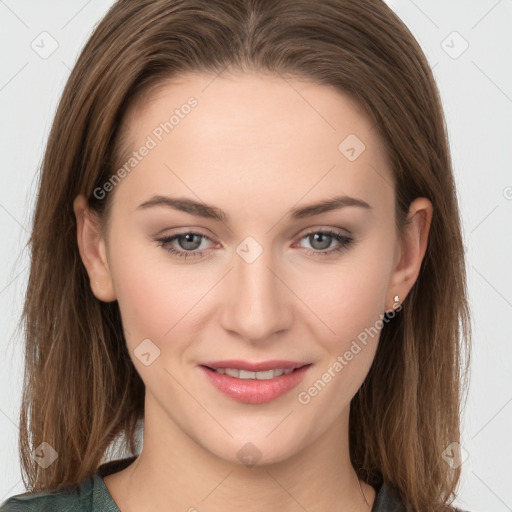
(0, 1), (511, 510)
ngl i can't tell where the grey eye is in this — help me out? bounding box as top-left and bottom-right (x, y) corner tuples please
(307, 232), (333, 251)
(176, 233), (203, 250)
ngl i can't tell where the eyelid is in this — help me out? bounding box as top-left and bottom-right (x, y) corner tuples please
(297, 225), (352, 238)
(155, 225), (354, 260)
(156, 225), (351, 246)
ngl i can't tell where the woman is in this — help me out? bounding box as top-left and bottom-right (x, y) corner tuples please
(0, 0), (472, 510)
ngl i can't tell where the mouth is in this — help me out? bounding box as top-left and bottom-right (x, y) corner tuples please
(200, 359), (310, 372)
(198, 361), (313, 404)
(201, 365), (306, 380)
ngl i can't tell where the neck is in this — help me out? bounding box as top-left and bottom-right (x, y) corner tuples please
(104, 392), (375, 512)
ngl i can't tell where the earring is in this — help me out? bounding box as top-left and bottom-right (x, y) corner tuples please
(384, 294), (401, 317)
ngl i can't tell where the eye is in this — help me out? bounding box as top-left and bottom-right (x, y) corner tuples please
(156, 232), (214, 260)
(296, 229), (354, 258)
(155, 229), (354, 261)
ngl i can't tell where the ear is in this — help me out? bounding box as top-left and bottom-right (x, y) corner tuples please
(385, 197), (433, 312)
(73, 194), (117, 302)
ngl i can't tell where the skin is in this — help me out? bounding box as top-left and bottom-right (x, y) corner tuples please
(74, 71), (432, 512)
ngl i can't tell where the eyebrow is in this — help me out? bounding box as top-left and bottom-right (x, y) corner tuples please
(136, 194), (372, 222)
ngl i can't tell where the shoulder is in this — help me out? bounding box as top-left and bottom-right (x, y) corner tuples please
(0, 476), (95, 512)
(0, 456), (137, 512)
(374, 481), (473, 512)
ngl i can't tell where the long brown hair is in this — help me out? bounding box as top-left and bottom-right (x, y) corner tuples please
(16, 0), (471, 510)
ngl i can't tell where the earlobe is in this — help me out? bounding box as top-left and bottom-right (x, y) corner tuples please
(385, 197), (433, 311)
(73, 195), (117, 302)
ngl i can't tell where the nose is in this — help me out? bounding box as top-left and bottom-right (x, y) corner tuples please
(219, 244), (293, 344)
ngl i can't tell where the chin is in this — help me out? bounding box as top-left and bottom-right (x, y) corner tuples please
(202, 433), (303, 468)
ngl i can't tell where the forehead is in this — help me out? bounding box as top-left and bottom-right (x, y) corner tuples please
(115, 71), (394, 218)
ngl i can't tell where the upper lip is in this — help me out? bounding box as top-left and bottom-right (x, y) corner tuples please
(200, 360), (311, 372)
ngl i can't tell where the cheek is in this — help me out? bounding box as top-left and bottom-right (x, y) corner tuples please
(300, 245), (392, 346)
(107, 233), (201, 354)
(295, 262), (389, 409)
(293, 235), (394, 401)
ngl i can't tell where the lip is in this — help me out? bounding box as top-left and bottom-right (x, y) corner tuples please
(198, 363), (313, 405)
(200, 359), (310, 372)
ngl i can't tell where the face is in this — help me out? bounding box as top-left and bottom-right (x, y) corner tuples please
(79, 71), (410, 466)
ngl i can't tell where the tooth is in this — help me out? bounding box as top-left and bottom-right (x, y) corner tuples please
(255, 369), (275, 380)
(215, 367), (294, 379)
(239, 370), (256, 379)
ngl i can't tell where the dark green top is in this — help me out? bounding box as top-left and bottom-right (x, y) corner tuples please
(0, 456), (468, 511)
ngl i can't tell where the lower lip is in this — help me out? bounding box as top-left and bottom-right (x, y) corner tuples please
(199, 365), (312, 404)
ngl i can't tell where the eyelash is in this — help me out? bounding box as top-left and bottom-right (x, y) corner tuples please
(155, 229), (354, 260)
